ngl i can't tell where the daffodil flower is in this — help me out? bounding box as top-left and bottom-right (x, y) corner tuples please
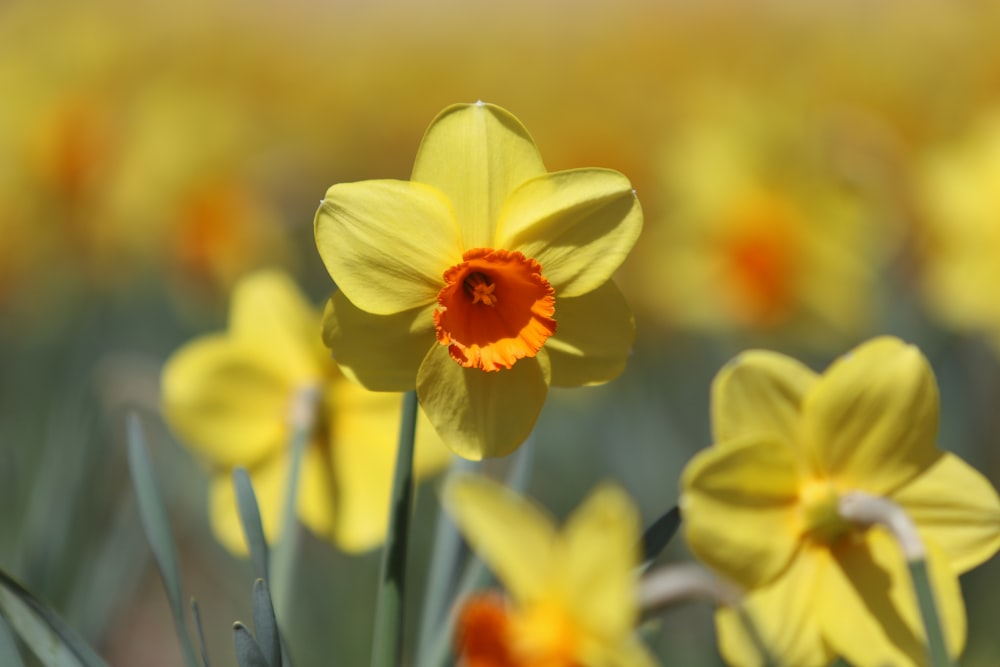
(314, 102), (642, 460)
(680, 336), (1000, 666)
(161, 269), (451, 554)
(444, 475), (658, 667)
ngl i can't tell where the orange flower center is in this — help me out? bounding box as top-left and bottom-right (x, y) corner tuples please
(455, 594), (583, 667)
(720, 193), (800, 327)
(434, 248), (556, 372)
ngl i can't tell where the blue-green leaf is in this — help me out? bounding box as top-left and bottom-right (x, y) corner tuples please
(640, 506), (682, 570)
(234, 469), (270, 584)
(0, 609), (25, 667)
(233, 623), (270, 667)
(252, 580), (280, 667)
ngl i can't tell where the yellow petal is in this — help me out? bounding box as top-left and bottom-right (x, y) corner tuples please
(328, 385), (452, 552)
(322, 290), (436, 392)
(601, 638), (660, 667)
(680, 438), (801, 588)
(293, 440), (338, 543)
(162, 336), (289, 468)
(496, 169), (642, 298)
(417, 345), (551, 460)
(411, 102), (546, 249)
(710, 349), (817, 447)
(555, 485), (640, 643)
(228, 269), (324, 380)
(545, 281), (635, 387)
(818, 527), (965, 667)
(314, 179), (461, 315)
(892, 452), (1000, 574)
(716, 549), (831, 667)
(803, 336), (940, 496)
(443, 474), (556, 603)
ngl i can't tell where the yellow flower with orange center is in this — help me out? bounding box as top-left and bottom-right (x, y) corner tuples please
(314, 102), (642, 459)
(444, 475), (658, 667)
(680, 337), (1000, 666)
(161, 269), (452, 554)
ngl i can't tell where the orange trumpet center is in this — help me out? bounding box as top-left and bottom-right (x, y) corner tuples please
(434, 248), (556, 372)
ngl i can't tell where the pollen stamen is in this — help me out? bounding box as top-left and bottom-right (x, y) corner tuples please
(464, 272), (498, 306)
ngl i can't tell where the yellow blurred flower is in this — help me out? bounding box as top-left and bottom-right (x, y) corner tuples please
(625, 96), (882, 347)
(315, 102), (642, 460)
(161, 269), (451, 554)
(444, 475), (657, 667)
(915, 110), (1000, 354)
(680, 336), (1000, 666)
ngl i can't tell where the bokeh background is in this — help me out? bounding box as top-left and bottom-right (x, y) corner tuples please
(4, 0), (1000, 664)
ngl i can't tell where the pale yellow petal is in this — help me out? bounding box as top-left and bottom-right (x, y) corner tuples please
(162, 336), (289, 468)
(710, 349), (817, 447)
(818, 527), (965, 667)
(411, 102), (546, 249)
(680, 438), (801, 588)
(228, 269), (323, 380)
(496, 169), (642, 298)
(545, 281), (635, 387)
(416, 345), (550, 460)
(294, 441), (338, 544)
(314, 179), (461, 315)
(554, 485), (640, 643)
(892, 452), (1000, 574)
(443, 474), (556, 603)
(322, 290), (436, 391)
(601, 637), (659, 667)
(716, 549), (831, 667)
(803, 336), (940, 496)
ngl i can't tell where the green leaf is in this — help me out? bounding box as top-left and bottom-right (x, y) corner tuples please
(126, 412), (200, 667)
(191, 599), (211, 667)
(233, 469), (270, 583)
(0, 609), (25, 667)
(233, 623), (270, 667)
(640, 506), (682, 570)
(370, 390), (418, 667)
(252, 580), (281, 667)
(909, 559), (954, 667)
(0, 568), (106, 667)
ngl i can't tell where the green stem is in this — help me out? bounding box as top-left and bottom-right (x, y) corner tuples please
(909, 559), (953, 667)
(371, 390), (419, 667)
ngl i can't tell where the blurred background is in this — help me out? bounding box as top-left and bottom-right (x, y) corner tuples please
(4, 0), (1000, 664)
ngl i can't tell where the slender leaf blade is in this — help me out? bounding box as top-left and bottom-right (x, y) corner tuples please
(0, 568), (107, 667)
(252, 580), (281, 667)
(233, 623), (270, 667)
(640, 506), (681, 570)
(0, 610), (25, 667)
(126, 412), (199, 667)
(191, 599), (211, 667)
(234, 469), (270, 583)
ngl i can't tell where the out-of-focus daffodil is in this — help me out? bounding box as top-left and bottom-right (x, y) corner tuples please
(625, 98), (883, 347)
(680, 336), (1000, 666)
(444, 475), (657, 667)
(315, 102), (642, 460)
(916, 111), (1000, 355)
(161, 269), (451, 554)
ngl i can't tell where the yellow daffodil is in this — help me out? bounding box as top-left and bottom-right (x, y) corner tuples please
(623, 94), (883, 348)
(680, 336), (1000, 667)
(314, 102), (642, 460)
(915, 110), (1000, 356)
(444, 475), (658, 667)
(161, 269), (451, 554)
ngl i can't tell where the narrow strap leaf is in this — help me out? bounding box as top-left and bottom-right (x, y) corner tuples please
(639, 506), (682, 570)
(234, 468), (270, 583)
(191, 599), (211, 667)
(126, 412), (200, 667)
(233, 623), (271, 667)
(0, 609), (26, 667)
(252, 580), (282, 667)
(0, 568), (107, 667)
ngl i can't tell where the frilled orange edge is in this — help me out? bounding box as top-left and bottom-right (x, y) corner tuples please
(434, 248), (556, 372)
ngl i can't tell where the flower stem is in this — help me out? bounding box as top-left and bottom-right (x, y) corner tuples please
(839, 491), (953, 667)
(371, 390), (419, 667)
